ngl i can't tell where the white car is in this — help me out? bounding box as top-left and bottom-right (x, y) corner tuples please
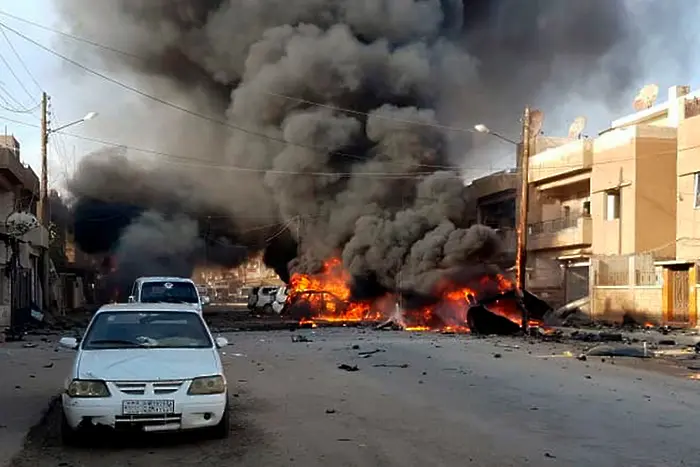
(128, 277), (207, 314)
(58, 303), (230, 445)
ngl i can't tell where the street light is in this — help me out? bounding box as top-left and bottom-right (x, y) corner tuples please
(473, 110), (534, 335)
(48, 111), (99, 135)
(473, 123), (519, 145)
(37, 91), (99, 317)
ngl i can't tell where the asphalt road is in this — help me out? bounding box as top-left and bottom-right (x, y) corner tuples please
(9, 328), (700, 467)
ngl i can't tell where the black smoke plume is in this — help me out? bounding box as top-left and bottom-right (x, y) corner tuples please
(58, 0), (654, 297)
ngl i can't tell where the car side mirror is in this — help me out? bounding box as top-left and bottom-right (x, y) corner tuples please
(59, 337), (78, 350)
(215, 337), (229, 348)
(128, 295), (135, 303)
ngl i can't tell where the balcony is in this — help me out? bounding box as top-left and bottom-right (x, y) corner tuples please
(528, 214), (592, 251)
(0, 147), (39, 192)
(528, 139), (593, 184)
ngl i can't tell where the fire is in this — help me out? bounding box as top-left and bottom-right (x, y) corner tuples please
(286, 257), (540, 333)
(286, 258), (381, 322)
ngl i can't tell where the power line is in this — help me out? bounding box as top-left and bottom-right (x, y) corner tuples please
(0, 21), (464, 172)
(0, 115), (456, 178)
(0, 10), (483, 136)
(3, 113), (696, 180)
(0, 23), (42, 92)
(0, 49), (35, 104)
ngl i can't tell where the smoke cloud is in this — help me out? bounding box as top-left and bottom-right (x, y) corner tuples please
(56, 0), (666, 296)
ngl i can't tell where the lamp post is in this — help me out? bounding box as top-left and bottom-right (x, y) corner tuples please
(38, 91), (97, 313)
(474, 107), (534, 333)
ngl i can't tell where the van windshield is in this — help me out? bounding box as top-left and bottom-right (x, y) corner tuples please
(141, 281), (199, 304)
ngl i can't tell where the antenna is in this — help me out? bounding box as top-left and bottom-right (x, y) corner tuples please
(633, 84), (659, 111)
(529, 109), (544, 135)
(568, 116), (587, 139)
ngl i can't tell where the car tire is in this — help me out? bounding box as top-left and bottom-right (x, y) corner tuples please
(262, 304), (273, 315)
(211, 400), (230, 439)
(60, 411), (81, 447)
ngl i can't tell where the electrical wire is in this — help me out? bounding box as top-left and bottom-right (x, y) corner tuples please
(0, 11), (483, 136)
(0, 21), (467, 171)
(0, 49), (36, 104)
(3, 112), (698, 180)
(0, 23), (42, 92)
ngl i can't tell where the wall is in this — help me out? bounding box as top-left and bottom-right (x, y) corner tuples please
(634, 128), (677, 258)
(676, 114), (700, 259)
(591, 286), (663, 322)
(591, 128), (636, 255)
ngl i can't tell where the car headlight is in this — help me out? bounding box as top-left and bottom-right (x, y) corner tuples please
(188, 375), (226, 395)
(66, 379), (110, 398)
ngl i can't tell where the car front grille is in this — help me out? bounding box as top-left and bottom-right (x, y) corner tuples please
(114, 380), (184, 396)
(115, 414), (182, 427)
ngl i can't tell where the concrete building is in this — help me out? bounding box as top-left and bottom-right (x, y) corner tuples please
(0, 135), (50, 329)
(465, 169), (518, 254)
(467, 85), (700, 324)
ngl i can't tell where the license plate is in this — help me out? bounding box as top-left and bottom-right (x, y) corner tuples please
(122, 400), (175, 415)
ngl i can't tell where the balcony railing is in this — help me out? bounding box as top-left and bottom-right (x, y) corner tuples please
(528, 213), (587, 236)
(527, 213), (592, 250)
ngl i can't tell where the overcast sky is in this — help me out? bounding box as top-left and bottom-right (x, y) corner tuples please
(1, 0), (699, 190)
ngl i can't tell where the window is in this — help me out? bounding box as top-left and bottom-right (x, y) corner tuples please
(82, 311), (212, 349)
(140, 281), (199, 304)
(605, 189), (620, 220)
(694, 173), (700, 209)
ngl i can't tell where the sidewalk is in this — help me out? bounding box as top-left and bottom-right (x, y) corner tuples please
(0, 335), (73, 466)
(551, 326), (700, 346)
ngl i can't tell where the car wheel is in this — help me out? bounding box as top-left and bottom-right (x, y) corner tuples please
(60, 411), (82, 447)
(262, 304), (273, 315)
(211, 400), (230, 439)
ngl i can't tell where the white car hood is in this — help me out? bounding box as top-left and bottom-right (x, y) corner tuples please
(77, 348), (221, 381)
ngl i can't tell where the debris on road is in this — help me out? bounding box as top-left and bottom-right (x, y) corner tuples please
(291, 335), (313, 343)
(372, 363), (409, 368)
(586, 344), (651, 358)
(357, 349), (384, 357)
(338, 364), (359, 372)
(325, 409), (336, 414)
(493, 353), (502, 358)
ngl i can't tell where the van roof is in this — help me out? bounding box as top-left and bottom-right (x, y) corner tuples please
(96, 303), (200, 314)
(135, 276), (195, 284)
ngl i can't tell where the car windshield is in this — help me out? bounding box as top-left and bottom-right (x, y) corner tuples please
(141, 281), (199, 304)
(82, 311), (212, 349)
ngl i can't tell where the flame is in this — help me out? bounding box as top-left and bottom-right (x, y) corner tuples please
(286, 257), (540, 332)
(287, 258), (381, 322)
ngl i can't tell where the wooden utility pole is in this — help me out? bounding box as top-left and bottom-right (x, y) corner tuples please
(39, 92), (51, 314)
(38, 92), (48, 224)
(516, 106), (532, 332)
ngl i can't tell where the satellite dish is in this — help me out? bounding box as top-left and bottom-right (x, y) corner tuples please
(568, 116), (587, 139)
(633, 84), (659, 111)
(529, 109), (544, 135)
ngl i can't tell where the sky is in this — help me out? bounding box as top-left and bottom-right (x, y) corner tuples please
(1, 0), (700, 190)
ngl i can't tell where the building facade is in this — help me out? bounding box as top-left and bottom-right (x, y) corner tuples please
(0, 135), (49, 329)
(468, 85), (700, 324)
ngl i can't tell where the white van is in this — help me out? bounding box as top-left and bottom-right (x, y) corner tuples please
(128, 277), (206, 314)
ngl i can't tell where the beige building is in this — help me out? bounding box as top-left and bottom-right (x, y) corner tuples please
(0, 135), (50, 328)
(470, 85), (700, 325)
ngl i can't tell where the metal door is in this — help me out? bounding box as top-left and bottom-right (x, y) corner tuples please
(565, 265), (589, 303)
(669, 268), (690, 324)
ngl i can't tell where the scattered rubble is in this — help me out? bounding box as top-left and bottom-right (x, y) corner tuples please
(338, 364), (359, 372)
(291, 335), (313, 343)
(586, 344), (651, 358)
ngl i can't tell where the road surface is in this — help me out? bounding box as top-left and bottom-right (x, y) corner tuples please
(9, 328), (700, 467)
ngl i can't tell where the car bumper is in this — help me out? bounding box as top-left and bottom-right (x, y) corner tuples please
(62, 393), (227, 432)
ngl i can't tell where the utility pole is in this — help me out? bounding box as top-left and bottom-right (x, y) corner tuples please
(39, 92), (51, 314)
(39, 92), (48, 224)
(516, 106), (532, 333)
